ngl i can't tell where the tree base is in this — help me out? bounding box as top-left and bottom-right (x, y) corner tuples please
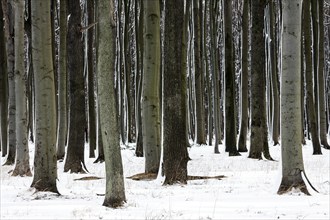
(103, 197), (126, 208)
(277, 174), (310, 196)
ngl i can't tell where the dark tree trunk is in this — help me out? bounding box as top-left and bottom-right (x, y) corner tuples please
(0, 1), (8, 157)
(64, 0), (87, 173)
(223, 0), (240, 156)
(249, 0), (272, 160)
(87, 0), (96, 158)
(163, 0), (189, 185)
(2, 0), (15, 165)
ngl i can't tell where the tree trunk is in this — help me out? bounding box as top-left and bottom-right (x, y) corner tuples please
(12, 0), (32, 176)
(303, 0), (322, 155)
(223, 0), (239, 156)
(64, 0), (87, 173)
(142, 0), (161, 174)
(2, 0), (16, 166)
(269, 0), (280, 146)
(134, 0), (144, 157)
(0, 0), (8, 157)
(249, 0), (272, 160)
(56, 0), (68, 160)
(278, 0), (310, 195)
(193, 0), (206, 145)
(87, 0), (97, 158)
(97, 0), (126, 208)
(317, 0), (330, 149)
(237, 0), (249, 153)
(30, 0), (59, 193)
(163, 0), (189, 185)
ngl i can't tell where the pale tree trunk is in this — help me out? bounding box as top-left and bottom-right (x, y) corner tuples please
(223, 0), (239, 156)
(278, 0), (310, 195)
(237, 0), (249, 153)
(97, 0), (126, 208)
(12, 0), (31, 176)
(303, 0), (322, 155)
(56, 0), (68, 160)
(31, 0), (59, 194)
(142, 0), (161, 174)
(249, 0), (272, 160)
(317, 0), (330, 149)
(2, 0), (16, 165)
(0, 0), (8, 157)
(163, 0), (189, 185)
(193, 0), (206, 145)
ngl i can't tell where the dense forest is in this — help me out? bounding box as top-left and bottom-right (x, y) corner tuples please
(0, 0), (329, 208)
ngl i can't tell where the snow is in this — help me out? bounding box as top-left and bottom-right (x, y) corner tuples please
(1, 140), (329, 220)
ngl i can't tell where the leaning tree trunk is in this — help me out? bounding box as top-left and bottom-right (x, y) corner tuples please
(12, 0), (32, 176)
(97, 0), (126, 208)
(163, 0), (189, 185)
(56, 0), (68, 160)
(30, 0), (59, 194)
(64, 0), (87, 173)
(278, 0), (310, 195)
(141, 0), (161, 174)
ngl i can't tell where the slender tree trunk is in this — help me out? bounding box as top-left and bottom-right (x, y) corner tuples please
(12, 0), (31, 176)
(98, 0), (126, 208)
(2, 0), (16, 165)
(87, 0), (97, 157)
(317, 0), (330, 149)
(163, 0), (189, 185)
(141, 0), (161, 174)
(238, 0), (249, 153)
(56, 0), (68, 160)
(193, 0), (206, 145)
(278, 0), (310, 195)
(210, 0), (220, 153)
(30, 0), (59, 193)
(0, 1), (8, 157)
(303, 0), (322, 154)
(269, 0), (280, 146)
(64, 0), (87, 173)
(134, 0), (144, 157)
(223, 0), (240, 156)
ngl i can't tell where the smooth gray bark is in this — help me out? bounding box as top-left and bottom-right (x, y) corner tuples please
(278, 0), (309, 195)
(97, 0), (126, 208)
(12, 0), (31, 176)
(142, 0), (161, 174)
(30, 0), (59, 193)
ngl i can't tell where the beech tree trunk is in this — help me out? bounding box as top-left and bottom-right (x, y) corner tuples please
(278, 0), (310, 195)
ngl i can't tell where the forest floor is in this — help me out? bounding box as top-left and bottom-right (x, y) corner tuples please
(1, 139), (329, 220)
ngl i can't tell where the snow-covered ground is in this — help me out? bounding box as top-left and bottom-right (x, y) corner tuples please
(1, 140), (329, 220)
